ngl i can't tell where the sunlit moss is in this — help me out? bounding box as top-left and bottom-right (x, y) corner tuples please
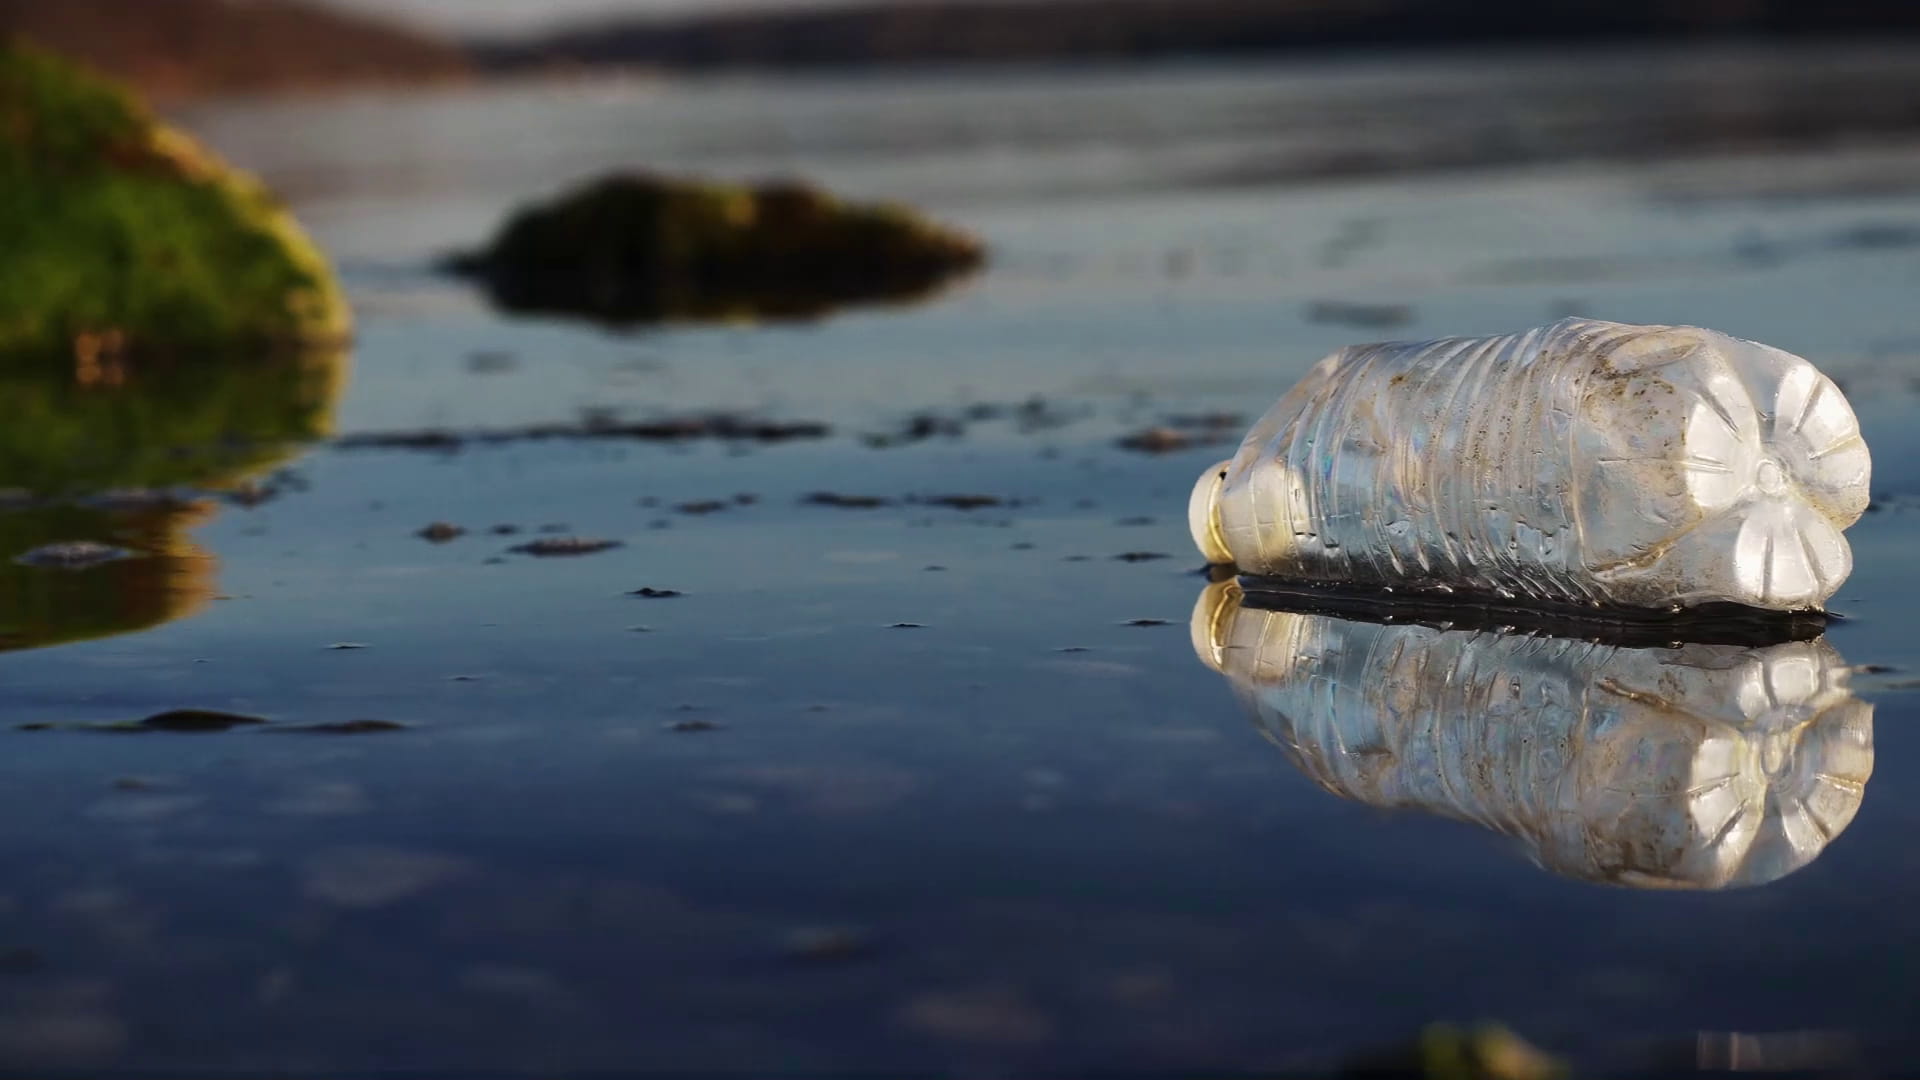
(0, 38), (350, 356)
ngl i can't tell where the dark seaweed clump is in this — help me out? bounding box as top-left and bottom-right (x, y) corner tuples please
(445, 174), (985, 326)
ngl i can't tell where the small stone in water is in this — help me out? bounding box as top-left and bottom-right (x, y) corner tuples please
(416, 522), (465, 543)
(14, 541), (133, 569)
(922, 494), (1005, 511)
(629, 587), (682, 598)
(804, 492), (892, 509)
(665, 719), (722, 733)
(270, 720), (407, 735)
(511, 537), (623, 557)
(136, 709), (269, 733)
(1115, 427), (1190, 453)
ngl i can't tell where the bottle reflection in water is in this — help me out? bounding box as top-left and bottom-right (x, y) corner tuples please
(1191, 581), (1873, 889)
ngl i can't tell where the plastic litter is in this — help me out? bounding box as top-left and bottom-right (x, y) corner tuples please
(1190, 318), (1870, 612)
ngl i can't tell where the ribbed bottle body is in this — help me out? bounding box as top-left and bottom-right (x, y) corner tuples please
(1191, 319), (1870, 611)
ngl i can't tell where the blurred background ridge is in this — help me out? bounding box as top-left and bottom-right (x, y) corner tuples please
(11, 0), (1920, 99)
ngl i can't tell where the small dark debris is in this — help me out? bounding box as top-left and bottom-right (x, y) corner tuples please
(1123, 619), (1171, 627)
(863, 412), (965, 448)
(922, 494), (1004, 511)
(733, 493), (759, 506)
(804, 492), (892, 509)
(1113, 552), (1171, 563)
(665, 719), (723, 733)
(270, 720), (408, 735)
(630, 588), (683, 599)
(448, 675), (483, 681)
(1062, 555), (1092, 562)
(511, 537), (623, 557)
(490, 524), (521, 536)
(889, 623), (926, 629)
(1116, 427), (1191, 453)
(336, 416), (831, 452)
(1011, 542), (1035, 551)
(335, 429), (463, 452)
(1858, 664), (1899, 674)
(137, 709), (270, 733)
(328, 642), (368, 651)
(1306, 298), (1415, 328)
(1056, 647), (1091, 653)
(677, 500), (729, 515)
(923, 565), (947, 572)
(417, 522), (466, 543)
(1116, 516), (1156, 526)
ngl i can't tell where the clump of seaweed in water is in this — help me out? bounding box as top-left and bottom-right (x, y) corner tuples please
(444, 174), (985, 326)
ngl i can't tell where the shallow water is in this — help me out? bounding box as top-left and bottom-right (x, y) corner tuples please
(6, 45), (1920, 1075)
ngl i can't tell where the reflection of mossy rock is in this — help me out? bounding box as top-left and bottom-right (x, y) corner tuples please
(0, 344), (344, 649)
(448, 174), (985, 325)
(0, 39), (350, 357)
(0, 347), (346, 496)
(0, 501), (216, 653)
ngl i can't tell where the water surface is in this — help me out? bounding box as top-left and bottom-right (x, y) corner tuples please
(4, 45), (1920, 1075)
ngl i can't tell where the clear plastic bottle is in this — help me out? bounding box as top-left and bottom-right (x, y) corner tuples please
(1189, 318), (1871, 612)
(1191, 580), (1874, 889)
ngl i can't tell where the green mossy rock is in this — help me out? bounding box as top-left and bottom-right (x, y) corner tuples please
(449, 174), (985, 325)
(0, 38), (350, 357)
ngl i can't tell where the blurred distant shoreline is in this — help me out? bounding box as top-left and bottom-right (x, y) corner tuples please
(10, 0), (1920, 101)
(0, 0), (467, 100)
(474, 0), (1920, 75)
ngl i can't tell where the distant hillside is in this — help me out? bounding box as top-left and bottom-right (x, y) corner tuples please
(478, 0), (1920, 71)
(0, 0), (467, 99)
